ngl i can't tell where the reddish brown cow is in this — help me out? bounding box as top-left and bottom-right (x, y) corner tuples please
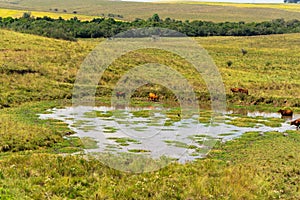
(238, 88), (249, 95)
(116, 92), (125, 99)
(231, 88), (249, 95)
(291, 118), (300, 130)
(230, 88), (239, 93)
(149, 92), (159, 101)
(278, 109), (293, 116)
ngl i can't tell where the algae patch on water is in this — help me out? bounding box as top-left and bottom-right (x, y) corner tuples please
(81, 137), (99, 149)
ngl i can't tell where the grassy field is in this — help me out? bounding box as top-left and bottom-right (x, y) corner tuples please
(0, 8), (98, 20)
(1, 0), (300, 21)
(0, 29), (299, 108)
(0, 27), (300, 198)
(182, 1), (300, 12)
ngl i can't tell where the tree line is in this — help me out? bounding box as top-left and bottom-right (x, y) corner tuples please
(284, 0), (300, 3)
(1, 13), (300, 41)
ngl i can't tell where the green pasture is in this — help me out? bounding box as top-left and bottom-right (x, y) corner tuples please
(0, 24), (299, 198)
(0, 29), (299, 109)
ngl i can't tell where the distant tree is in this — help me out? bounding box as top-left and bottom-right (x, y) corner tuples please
(108, 13), (115, 18)
(42, 16), (54, 21)
(151, 14), (160, 22)
(70, 17), (79, 22)
(91, 18), (105, 23)
(22, 12), (31, 19)
(3, 15), (300, 41)
(284, 0), (300, 3)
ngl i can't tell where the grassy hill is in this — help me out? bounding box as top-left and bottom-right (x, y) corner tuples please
(0, 30), (99, 107)
(1, 0), (300, 21)
(0, 29), (299, 108)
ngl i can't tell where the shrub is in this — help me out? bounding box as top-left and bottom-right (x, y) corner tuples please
(227, 60), (233, 67)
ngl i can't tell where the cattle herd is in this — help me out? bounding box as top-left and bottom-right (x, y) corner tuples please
(230, 88), (299, 130)
(114, 89), (300, 130)
(277, 109), (299, 130)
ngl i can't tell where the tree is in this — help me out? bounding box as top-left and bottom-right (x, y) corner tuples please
(284, 0), (300, 3)
(22, 12), (31, 19)
(151, 14), (160, 22)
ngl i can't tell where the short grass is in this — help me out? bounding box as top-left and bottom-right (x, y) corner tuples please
(0, 29), (99, 107)
(1, 127), (299, 199)
(1, 0), (300, 22)
(1, 29), (299, 109)
(226, 115), (284, 127)
(199, 34), (300, 106)
(198, 1), (300, 12)
(0, 100), (83, 154)
(0, 8), (97, 20)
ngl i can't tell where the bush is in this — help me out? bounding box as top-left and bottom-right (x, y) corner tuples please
(227, 60), (233, 67)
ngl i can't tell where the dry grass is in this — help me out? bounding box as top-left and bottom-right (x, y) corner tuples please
(0, 8), (97, 20)
(1, 0), (300, 22)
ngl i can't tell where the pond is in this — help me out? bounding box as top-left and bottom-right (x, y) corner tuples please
(40, 106), (298, 167)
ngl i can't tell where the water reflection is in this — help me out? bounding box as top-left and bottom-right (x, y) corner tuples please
(40, 106), (297, 164)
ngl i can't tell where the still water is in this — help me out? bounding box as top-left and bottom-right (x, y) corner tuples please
(40, 106), (298, 164)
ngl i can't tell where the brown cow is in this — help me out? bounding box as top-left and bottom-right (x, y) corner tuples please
(230, 88), (239, 93)
(149, 92), (159, 101)
(238, 88), (249, 95)
(231, 88), (249, 95)
(116, 92), (125, 99)
(291, 118), (300, 130)
(278, 109), (293, 117)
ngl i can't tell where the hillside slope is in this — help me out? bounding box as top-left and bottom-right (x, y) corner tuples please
(1, 0), (300, 21)
(0, 29), (299, 108)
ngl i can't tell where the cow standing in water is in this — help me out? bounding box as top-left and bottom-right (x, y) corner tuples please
(149, 93), (159, 101)
(278, 109), (293, 117)
(291, 118), (300, 130)
(231, 88), (249, 95)
(116, 92), (125, 99)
